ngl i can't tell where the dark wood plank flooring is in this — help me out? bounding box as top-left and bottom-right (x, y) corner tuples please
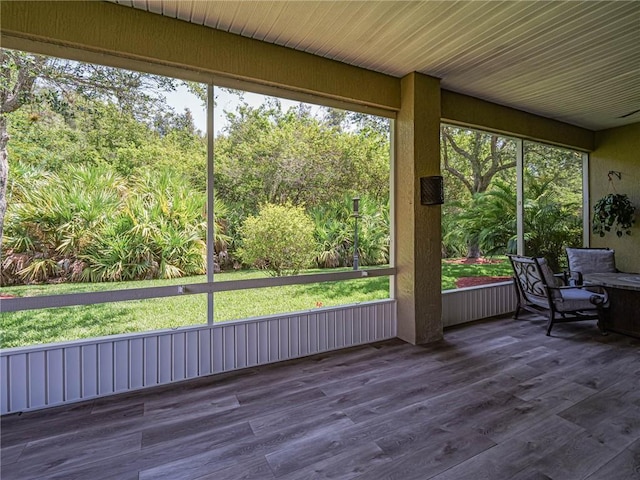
(2, 313), (640, 479)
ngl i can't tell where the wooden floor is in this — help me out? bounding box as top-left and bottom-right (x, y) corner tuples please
(2, 313), (640, 480)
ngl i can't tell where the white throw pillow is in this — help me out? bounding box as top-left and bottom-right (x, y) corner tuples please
(566, 248), (616, 275)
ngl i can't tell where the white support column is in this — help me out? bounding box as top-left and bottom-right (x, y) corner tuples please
(207, 84), (215, 325)
(389, 118), (396, 300)
(582, 152), (590, 247)
(516, 138), (524, 255)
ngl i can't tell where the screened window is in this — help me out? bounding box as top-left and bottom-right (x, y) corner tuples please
(440, 124), (586, 290)
(440, 125), (516, 290)
(0, 50), (392, 348)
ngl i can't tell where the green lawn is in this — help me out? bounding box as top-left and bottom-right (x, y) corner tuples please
(441, 258), (512, 289)
(1, 260), (511, 348)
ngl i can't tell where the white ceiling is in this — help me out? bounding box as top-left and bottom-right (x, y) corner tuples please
(113, 0), (640, 131)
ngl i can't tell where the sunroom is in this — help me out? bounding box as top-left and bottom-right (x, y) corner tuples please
(1, 1), (639, 478)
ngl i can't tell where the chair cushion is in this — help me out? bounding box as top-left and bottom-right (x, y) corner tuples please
(566, 248), (616, 275)
(527, 295), (552, 309)
(537, 258), (562, 286)
(537, 258), (562, 299)
(555, 288), (606, 312)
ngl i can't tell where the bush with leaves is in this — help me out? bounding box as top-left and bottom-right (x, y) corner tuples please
(2, 163), (233, 285)
(2, 164), (125, 284)
(238, 203), (316, 276)
(451, 178), (582, 271)
(80, 169), (208, 282)
(310, 195), (389, 268)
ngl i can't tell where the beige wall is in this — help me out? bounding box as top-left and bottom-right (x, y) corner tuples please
(441, 90), (594, 151)
(590, 123), (640, 273)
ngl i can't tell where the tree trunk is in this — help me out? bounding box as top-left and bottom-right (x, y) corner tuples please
(0, 115), (8, 252)
(467, 241), (481, 259)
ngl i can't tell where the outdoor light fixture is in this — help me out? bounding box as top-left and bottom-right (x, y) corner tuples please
(352, 197), (360, 270)
(420, 176), (444, 205)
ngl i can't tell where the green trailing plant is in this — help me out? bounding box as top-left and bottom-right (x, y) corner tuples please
(592, 193), (635, 237)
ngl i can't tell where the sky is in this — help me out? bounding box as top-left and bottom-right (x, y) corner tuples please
(164, 84), (323, 135)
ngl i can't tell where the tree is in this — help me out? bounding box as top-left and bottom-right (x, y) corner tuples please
(1, 51), (46, 249)
(0, 48), (185, 250)
(214, 101), (390, 217)
(441, 125), (516, 258)
(238, 203), (316, 276)
(322, 107), (391, 138)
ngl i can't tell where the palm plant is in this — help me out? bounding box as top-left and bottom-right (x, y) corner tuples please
(453, 180), (517, 257)
(82, 168), (208, 281)
(523, 181), (582, 272)
(81, 216), (155, 282)
(211, 196), (232, 264)
(310, 195), (389, 268)
(450, 178), (582, 272)
(441, 204), (468, 258)
(356, 201), (390, 265)
(313, 216), (351, 268)
(2, 164), (124, 284)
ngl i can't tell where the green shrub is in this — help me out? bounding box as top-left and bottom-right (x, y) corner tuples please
(310, 195), (389, 268)
(449, 179), (581, 271)
(238, 203), (316, 276)
(2, 164), (126, 284)
(2, 164), (224, 284)
(81, 168), (208, 282)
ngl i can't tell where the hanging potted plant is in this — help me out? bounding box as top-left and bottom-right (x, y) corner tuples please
(592, 193), (635, 237)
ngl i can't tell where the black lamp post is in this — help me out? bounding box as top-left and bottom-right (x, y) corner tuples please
(352, 197), (360, 270)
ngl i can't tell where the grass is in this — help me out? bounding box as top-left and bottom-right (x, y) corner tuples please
(1, 260), (511, 348)
(441, 258), (512, 290)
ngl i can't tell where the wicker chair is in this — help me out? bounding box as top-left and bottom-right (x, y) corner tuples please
(508, 254), (608, 336)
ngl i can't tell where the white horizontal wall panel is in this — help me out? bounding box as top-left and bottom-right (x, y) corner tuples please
(130, 338), (144, 390)
(144, 336), (158, 386)
(246, 323), (258, 367)
(1, 300), (395, 414)
(64, 347), (82, 402)
(268, 319), (280, 363)
(158, 335), (172, 384)
(442, 282), (516, 327)
(1, 356), (8, 413)
(186, 330), (199, 379)
(28, 351), (46, 409)
(235, 324), (247, 370)
(114, 341), (129, 392)
(172, 332), (186, 383)
(198, 331), (212, 376)
(47, 349), (64, 405)
(81, 345), (98, 399)
(9, 354), (27, 413)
